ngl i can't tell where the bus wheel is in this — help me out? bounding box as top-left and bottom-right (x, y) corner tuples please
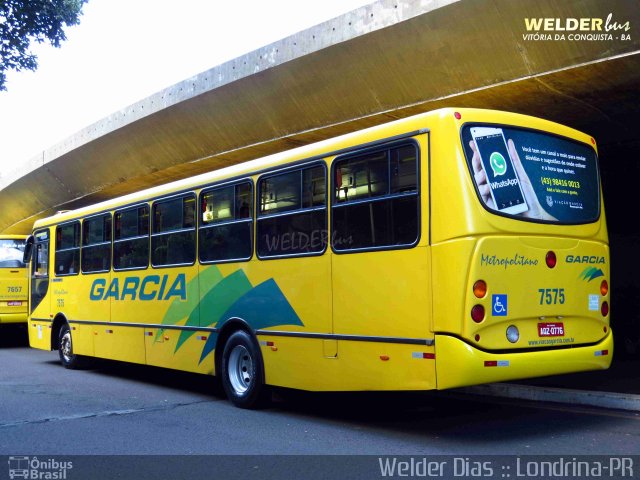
(221, 330), (270, 409)
(58, 323), (88, 369)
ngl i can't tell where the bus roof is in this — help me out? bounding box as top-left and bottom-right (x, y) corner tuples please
(32, 107), (593, 230)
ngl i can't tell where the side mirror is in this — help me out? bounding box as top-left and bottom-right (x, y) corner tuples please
(23, 235), (34, 264)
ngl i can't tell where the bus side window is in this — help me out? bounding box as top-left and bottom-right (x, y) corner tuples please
(34, 241), (49, 278)
(151, 194), (196, 267)
(81, 214), (112, 274)
(199, 181), (253, 263)
(256, 164), (327, 258)
(332, 143), (419, 251)
(54, 222), (80, 276)
(114, 205), (150, 270)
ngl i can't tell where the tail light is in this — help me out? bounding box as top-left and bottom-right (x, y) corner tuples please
(471, 305), (485, 323)
(600, 280), (608, 296)
(473, 280), (487, 298)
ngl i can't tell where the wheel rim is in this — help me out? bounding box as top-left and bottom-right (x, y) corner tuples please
(228, 345), (253, 394)
(61, 331), (73, 362)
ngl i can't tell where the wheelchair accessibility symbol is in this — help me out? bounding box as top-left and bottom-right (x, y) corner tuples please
(492, 294), (508, 316)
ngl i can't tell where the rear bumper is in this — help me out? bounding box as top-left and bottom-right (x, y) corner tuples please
(435, 331), (613, 390)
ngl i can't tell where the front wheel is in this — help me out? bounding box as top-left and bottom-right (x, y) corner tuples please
(221, 330), (270, 409)
(58, 323), (90, 369)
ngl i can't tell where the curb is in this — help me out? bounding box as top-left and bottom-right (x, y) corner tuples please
(457, 383), (640, 412)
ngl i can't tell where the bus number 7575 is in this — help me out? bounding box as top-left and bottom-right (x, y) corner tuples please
(538, 288), (565, 305)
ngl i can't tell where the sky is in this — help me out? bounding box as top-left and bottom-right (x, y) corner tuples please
(0, 0), (372, 178)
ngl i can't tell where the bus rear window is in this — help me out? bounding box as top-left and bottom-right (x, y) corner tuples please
(461, 125), (600, 224)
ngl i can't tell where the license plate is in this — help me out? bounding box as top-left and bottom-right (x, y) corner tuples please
(7, 301), (22, 307)
(538, 322), (564, 337)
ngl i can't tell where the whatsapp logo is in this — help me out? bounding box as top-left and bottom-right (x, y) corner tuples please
(489, 152), (507, 177)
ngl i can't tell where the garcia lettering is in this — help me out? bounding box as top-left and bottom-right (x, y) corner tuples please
(90, 274), (186, 301)
(565, 255), (606, 264)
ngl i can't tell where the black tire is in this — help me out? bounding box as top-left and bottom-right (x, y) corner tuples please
(220, 330), (270, 409)
(58, 323), (90, 369)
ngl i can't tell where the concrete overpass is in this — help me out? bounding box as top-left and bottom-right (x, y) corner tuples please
(1, 0), (638, 236)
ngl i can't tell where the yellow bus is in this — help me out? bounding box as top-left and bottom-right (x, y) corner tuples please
(0, 235), (28, 325)
(25, 108), (612, 408)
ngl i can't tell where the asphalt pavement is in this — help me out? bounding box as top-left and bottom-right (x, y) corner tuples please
(2, 324), (639, 417)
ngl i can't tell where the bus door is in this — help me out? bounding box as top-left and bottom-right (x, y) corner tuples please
(29, 229), (52, 348)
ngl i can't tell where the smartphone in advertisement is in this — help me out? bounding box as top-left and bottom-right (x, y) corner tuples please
(471, 126), (528, 215)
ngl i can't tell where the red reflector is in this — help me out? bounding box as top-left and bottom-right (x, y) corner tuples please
(601, 301), (609, 317)
(380, 355), (390, 361)
(546, 251), (557, 268)
(266, 341), (274, 347)
(412, 352), (435, 359)
(454, 111), (462, 120)
(471, 305), (485, 323)
(198, 335), (207, 341)
(146, 332), (153, 336)
(484, 360), (510, 367)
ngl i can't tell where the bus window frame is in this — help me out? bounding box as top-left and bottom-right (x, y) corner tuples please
(459, 122), (602, 225)
(330, 139), (421, 255)
(81, 212), (113, 275)
(54, 220), (81, 277)
(113, 203), (151, 272)
(198, 178), (254, 265)
(150, 192), (197, 268)
(256, 160), (328, 261)
(32, 229), (50, 279)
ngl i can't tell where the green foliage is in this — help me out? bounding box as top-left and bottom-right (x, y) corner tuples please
(0, 0), (87, 91)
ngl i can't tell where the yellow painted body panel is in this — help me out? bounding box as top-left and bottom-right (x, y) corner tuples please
(239, 255), (333, 338)
(26, 108), (610, 393)
(144, 327), (213, 375)
(332, 247), (430, 338)
(260, 335), (436, 391)
(28, 321), (51, 350)
(69, 322), (94, 357)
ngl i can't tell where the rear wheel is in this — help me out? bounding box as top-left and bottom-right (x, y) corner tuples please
(221, 330), (270, 409)
(58, 323), (90, 369)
